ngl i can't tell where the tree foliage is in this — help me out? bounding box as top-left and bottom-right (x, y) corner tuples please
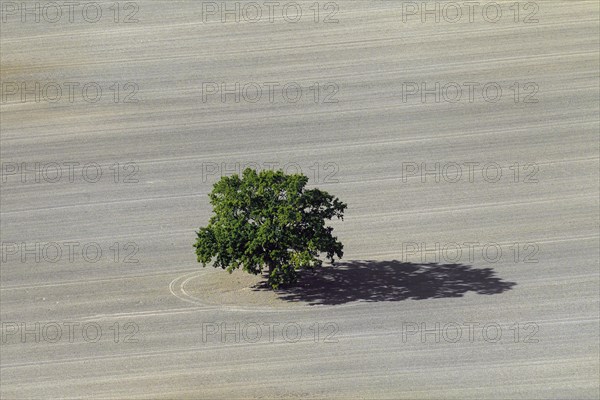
(194, 168), (347, 289)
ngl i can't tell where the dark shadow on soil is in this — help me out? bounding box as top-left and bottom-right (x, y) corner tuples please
(253, 260), (516, 305)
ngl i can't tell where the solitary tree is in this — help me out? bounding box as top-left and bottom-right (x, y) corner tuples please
(194, 168), (347, 289)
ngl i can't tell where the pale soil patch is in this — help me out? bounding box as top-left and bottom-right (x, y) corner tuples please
(184, 268), (308, 309)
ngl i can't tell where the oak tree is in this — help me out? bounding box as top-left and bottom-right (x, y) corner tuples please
(194, 168), (347, 289)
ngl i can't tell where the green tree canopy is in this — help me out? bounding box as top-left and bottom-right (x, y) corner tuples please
(194, 168), (347, 289)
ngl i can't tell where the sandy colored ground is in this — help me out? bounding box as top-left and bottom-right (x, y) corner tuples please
(1, 1), (599, 398)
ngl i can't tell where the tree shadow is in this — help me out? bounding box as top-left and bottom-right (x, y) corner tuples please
(253, 259), (516, 305)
